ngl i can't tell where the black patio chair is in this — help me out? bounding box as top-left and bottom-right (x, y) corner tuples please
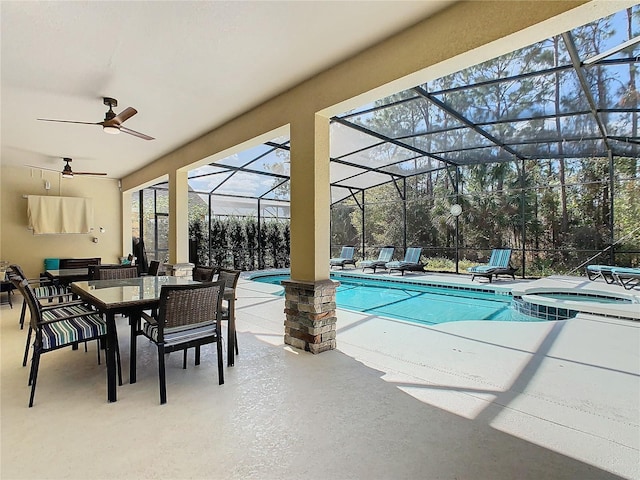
(215, 269), (241, 355)
(139, 281), (225, 404)
(20, 279), (118, 407)
(192, 265), (217, 282)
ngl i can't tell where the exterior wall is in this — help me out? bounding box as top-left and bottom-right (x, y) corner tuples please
(0, 165), (123, 278)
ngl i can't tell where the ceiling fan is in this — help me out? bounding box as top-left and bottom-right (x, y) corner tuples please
(29, 158), (107, 178)
(60, 157), (107, 178)
(38, 97), (154, 140)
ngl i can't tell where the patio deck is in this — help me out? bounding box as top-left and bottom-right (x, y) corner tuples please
(1, 273), (638, 479)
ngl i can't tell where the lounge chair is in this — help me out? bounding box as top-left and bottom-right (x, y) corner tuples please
(385, 247), (423, 276)
(360, 246), (395, 273)
(330, 246), (356, 269)
(585, 264), (617, 284)
(468, 248), (518, 282)
(611, 267), (640, 290)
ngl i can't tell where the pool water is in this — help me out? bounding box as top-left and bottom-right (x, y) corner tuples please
(253, 274), (543, 326)
(533, 293), (631, 304)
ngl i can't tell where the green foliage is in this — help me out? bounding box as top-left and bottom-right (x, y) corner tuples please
(328, 12), (640, 277)
(209, 217), (228, 267)
(189, 218), (208, 265)
(424, 257), (455, 271)
(245, 219), (258, 270)
(228, 217), (247, 270)
(186, 216), (290, 271)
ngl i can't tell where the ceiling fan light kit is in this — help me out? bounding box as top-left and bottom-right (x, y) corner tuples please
(27, 158), (107, 178)
(103, 125), (120, 135)
(61, 157), (106, 178)
(61, 158), (74, 178)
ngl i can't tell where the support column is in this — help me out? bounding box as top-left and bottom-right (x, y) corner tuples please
(168, 169), (189, 264)
(283, 278), (339, 354)
(121, 189), (132, 256)
(164, 262), (194, 278)
(285, 112), (337, 353)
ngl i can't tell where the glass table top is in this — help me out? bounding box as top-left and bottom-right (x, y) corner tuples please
(71, 276), (200, 307)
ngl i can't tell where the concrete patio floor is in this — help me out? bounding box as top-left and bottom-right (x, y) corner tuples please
(1, 273), (638, 479)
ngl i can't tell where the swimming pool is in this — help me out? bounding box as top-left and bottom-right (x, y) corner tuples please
(251, 273), (543, 326)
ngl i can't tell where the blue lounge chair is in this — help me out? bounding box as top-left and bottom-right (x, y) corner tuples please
(360, 246), (395, 273)
(330, 246), (356, 269)
(468, 248), (517, 282)
(385, 247), (423, 276)
(585, 264), (617, 284)
(611, 267), (640, 290)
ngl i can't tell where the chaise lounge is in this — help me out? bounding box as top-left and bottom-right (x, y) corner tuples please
(385, 247), (423, 276)
(360, 246), (395, 273)
(468, 248), (518, 282)
(585, 264), (617, 283)
(611, 267), (640, 290)
(330, 246), (356, 269)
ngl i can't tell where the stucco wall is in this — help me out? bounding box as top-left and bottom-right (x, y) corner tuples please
(0, 166), (123, 278)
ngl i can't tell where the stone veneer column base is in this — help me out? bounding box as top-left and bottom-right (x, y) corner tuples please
(163, 262), (195, 278)
(282, 278), (340, 354)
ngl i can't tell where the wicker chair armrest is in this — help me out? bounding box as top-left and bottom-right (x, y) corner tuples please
(27, 280), (53, 288)
(140, 311), (156, 324)
(39, 310), (101, 325)
(40, 300), (87, 311)
(36, 293), (75, 301)
(25, 277), (54, 285)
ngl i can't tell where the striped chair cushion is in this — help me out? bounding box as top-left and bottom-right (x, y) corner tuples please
(40, 305), (107, 350)
(386, 261), (421, 269)
(488, 249), (511, 267)
(34, 284), (71, 298)
(610, 267), (640, 275)
(405, 248), (422, 264)
(143, 319), (217, 346)
(585, 265), (614, 274)
(468, 265), (496, 273)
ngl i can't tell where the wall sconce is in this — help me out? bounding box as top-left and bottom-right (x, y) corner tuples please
(99, 227), (106, 233)
(92, 237), (99, 243)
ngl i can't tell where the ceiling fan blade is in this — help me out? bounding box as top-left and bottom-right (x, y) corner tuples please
(73, 172), (108, 176)
(110, 107), (137, 125)
(37, 118), (101, 125)
(120, 126), (155, 141)
(26, 164), (60, 172)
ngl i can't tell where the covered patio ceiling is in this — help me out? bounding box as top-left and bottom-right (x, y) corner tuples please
(154, 6), (640, 207)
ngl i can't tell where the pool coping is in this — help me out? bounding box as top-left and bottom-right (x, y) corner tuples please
(247, 270), (640, 322)
(511, 275), (640, 321)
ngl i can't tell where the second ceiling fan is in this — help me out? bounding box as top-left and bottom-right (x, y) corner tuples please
(60, 157), (106, 178)
(38, 97), (154, 140)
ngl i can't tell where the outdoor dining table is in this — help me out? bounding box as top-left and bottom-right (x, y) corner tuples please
(45, 268), (90, 284)
(70, 275), (236, 403)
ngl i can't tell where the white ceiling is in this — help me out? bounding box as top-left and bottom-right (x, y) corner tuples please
(1, 1), (452, 179)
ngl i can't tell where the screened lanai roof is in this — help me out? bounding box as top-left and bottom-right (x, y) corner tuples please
(154, 6), (640, 207)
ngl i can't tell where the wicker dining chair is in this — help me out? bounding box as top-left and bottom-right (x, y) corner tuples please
(147, 260), (161, 276)
(192, 265), (217, 282)
(12, 274), (122, 386)
(217, 269), (241, 355)
(9, 265), (75, 366)
(89, 264), (139, 280)
(9, 264), (72, 330)
(20, 279), (118, 407)
(139, 281), (225, 404)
